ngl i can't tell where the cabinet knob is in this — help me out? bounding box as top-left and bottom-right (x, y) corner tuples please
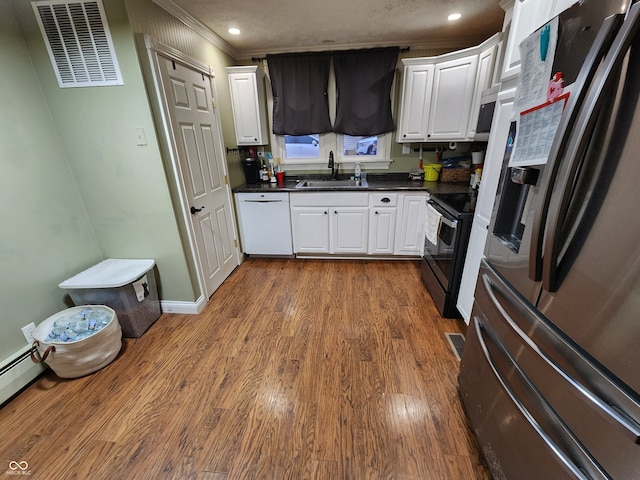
(334, 210), (338, 214)
(374, 211), (379, 215)
(324, 211), (328, 215)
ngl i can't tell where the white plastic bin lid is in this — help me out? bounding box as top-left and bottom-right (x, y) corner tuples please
(59, 259), (155, 289)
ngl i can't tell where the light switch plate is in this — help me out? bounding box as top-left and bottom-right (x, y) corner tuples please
(135, 127), (147, 146)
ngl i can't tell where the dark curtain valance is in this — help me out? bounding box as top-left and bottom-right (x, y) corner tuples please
(333, 47), (399, 136)
(267, 52), (332, 136)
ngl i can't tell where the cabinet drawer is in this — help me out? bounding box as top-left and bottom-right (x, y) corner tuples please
(370, 192), (398, 207)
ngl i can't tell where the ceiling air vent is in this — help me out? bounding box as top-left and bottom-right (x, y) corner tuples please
(32, 0), (123, 88)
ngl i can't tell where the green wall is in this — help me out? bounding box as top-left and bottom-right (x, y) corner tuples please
(1, 2), (101, 361)
(0, 0), (217, 364)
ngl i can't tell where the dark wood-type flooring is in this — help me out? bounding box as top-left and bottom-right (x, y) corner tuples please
(0, 258), (490, 479)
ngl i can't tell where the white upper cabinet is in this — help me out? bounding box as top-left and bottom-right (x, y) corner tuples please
(227, 66), (269, 146)
(396, 63), (435, 143)
(396, 33), (501, 143)
(397, 55), (478, 142)
(500, 0), (554, 81)
(428, 54), (479, 141)
(467, 42), (498, 138)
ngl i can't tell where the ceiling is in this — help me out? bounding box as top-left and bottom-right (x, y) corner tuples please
(155, 0), (506, 59)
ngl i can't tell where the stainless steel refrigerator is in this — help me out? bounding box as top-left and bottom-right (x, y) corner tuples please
(458, 1), (640, 478)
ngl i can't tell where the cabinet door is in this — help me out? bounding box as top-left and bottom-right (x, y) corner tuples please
(396, 63), (435, 143)
(467, 45), (497, 138)
(331, 208), (369, 254)
(456, 218), (489, 325)
(500, 0), (554, 81)
(228, 68), (268, 145)
(428, 54), (479, 140)
(368, 208), (397, 254)
(291, 207), (330, 253)
(475, 87), (516, 223)
(394, 194), (427, 255)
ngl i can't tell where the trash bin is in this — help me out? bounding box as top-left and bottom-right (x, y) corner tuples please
(59, 259), (161, 338)
(31, 305), (122, 378)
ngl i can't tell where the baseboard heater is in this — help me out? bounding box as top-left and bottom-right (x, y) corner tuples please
(0, 345), (46, 407)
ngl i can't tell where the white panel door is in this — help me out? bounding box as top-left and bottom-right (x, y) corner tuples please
(331, 207), (368, 254)
(291, 207), (330, 253)
(428, 54), (479, 140)
(368, 208), (397, 254)
(394, 194), (427, 255)
(500, 0), (554, 81)
(396, 63), (435, 142)
(159, 56), (239, 298)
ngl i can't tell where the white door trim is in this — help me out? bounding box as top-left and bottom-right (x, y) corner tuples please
(136, 34), (241, 310)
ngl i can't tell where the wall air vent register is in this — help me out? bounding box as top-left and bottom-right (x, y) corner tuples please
(32, 0), (123, 88)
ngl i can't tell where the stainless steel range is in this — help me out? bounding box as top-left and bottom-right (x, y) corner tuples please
(421, 191), (475, 318)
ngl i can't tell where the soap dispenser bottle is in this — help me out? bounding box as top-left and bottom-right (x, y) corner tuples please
(354, 162), (361, 185)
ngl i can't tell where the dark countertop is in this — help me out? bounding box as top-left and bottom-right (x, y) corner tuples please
(232, 173), (473, 196)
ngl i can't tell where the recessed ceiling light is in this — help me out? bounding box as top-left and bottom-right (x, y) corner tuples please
(448, 13), (462, 21)
(228, 27), (240, 35)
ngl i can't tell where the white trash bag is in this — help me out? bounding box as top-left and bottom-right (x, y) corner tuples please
(31, 305), (122, 378)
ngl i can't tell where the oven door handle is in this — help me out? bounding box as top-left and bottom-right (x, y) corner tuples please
(427, 200), (458, 229)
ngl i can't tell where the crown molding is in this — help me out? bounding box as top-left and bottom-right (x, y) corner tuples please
(151, 0), (238, 59)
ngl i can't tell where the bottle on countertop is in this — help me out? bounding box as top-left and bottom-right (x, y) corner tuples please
(354, 162), (361, 184)
(269, 159), (277, 183)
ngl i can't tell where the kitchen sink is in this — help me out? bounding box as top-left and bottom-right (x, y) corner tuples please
(294, 178), (368, 189)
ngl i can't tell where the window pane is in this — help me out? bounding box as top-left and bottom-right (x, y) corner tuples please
(343, 135), (378, 156)
(285, 135), (320, 158)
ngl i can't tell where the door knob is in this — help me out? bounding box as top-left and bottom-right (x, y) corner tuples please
(190, 206), (204, 214)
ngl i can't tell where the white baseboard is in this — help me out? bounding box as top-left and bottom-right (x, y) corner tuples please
(1, 345), (46, 406)
(160, 296), (207, 314)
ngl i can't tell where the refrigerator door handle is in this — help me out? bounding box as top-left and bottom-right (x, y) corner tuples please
(542, 4), (640, 292)
(482, 272), (640, 443)
(472, 318), (603, 480)
(528, 13), (625, 283)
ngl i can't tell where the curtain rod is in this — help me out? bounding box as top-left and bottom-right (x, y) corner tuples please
(251, 47), (410, 63)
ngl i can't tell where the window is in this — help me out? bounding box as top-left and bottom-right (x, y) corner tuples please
(284, 135), (319, 159)
(267, 74), (393, 169)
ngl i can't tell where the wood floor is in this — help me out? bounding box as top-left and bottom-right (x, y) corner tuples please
(0, 258), (490, 479)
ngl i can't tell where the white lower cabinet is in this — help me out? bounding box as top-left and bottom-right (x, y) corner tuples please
(290, 191), (427, 257)
(290, 193), (369, 254)
(331, 207), (369, 254)
(290, 207), (330, 253)
(394, 193), (428, 255)
(368, 192), (398, 255)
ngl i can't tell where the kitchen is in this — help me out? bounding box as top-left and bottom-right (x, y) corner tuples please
(3, 0), (638, 478)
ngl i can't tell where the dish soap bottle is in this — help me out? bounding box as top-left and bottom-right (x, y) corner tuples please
(354, 162), (361, 184)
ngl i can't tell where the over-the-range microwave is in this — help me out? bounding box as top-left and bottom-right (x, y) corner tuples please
(474, 85), (499, 142)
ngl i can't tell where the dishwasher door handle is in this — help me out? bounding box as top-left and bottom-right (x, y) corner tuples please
(243, 200), (284, 203)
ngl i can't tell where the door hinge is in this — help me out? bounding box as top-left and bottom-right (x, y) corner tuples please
(234, 239), (238, 248)
(211, 98), (216, 109)
(224, 175), (228, 184)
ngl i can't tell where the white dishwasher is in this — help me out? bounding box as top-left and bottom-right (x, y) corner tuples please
(235, 192), (293, 255)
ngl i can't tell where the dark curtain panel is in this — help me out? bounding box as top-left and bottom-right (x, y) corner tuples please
(267, 52), (333, 135)
(333, 47), (399, 136)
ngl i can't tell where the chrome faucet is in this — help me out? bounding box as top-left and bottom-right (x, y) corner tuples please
(328, 151), (339, 179)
